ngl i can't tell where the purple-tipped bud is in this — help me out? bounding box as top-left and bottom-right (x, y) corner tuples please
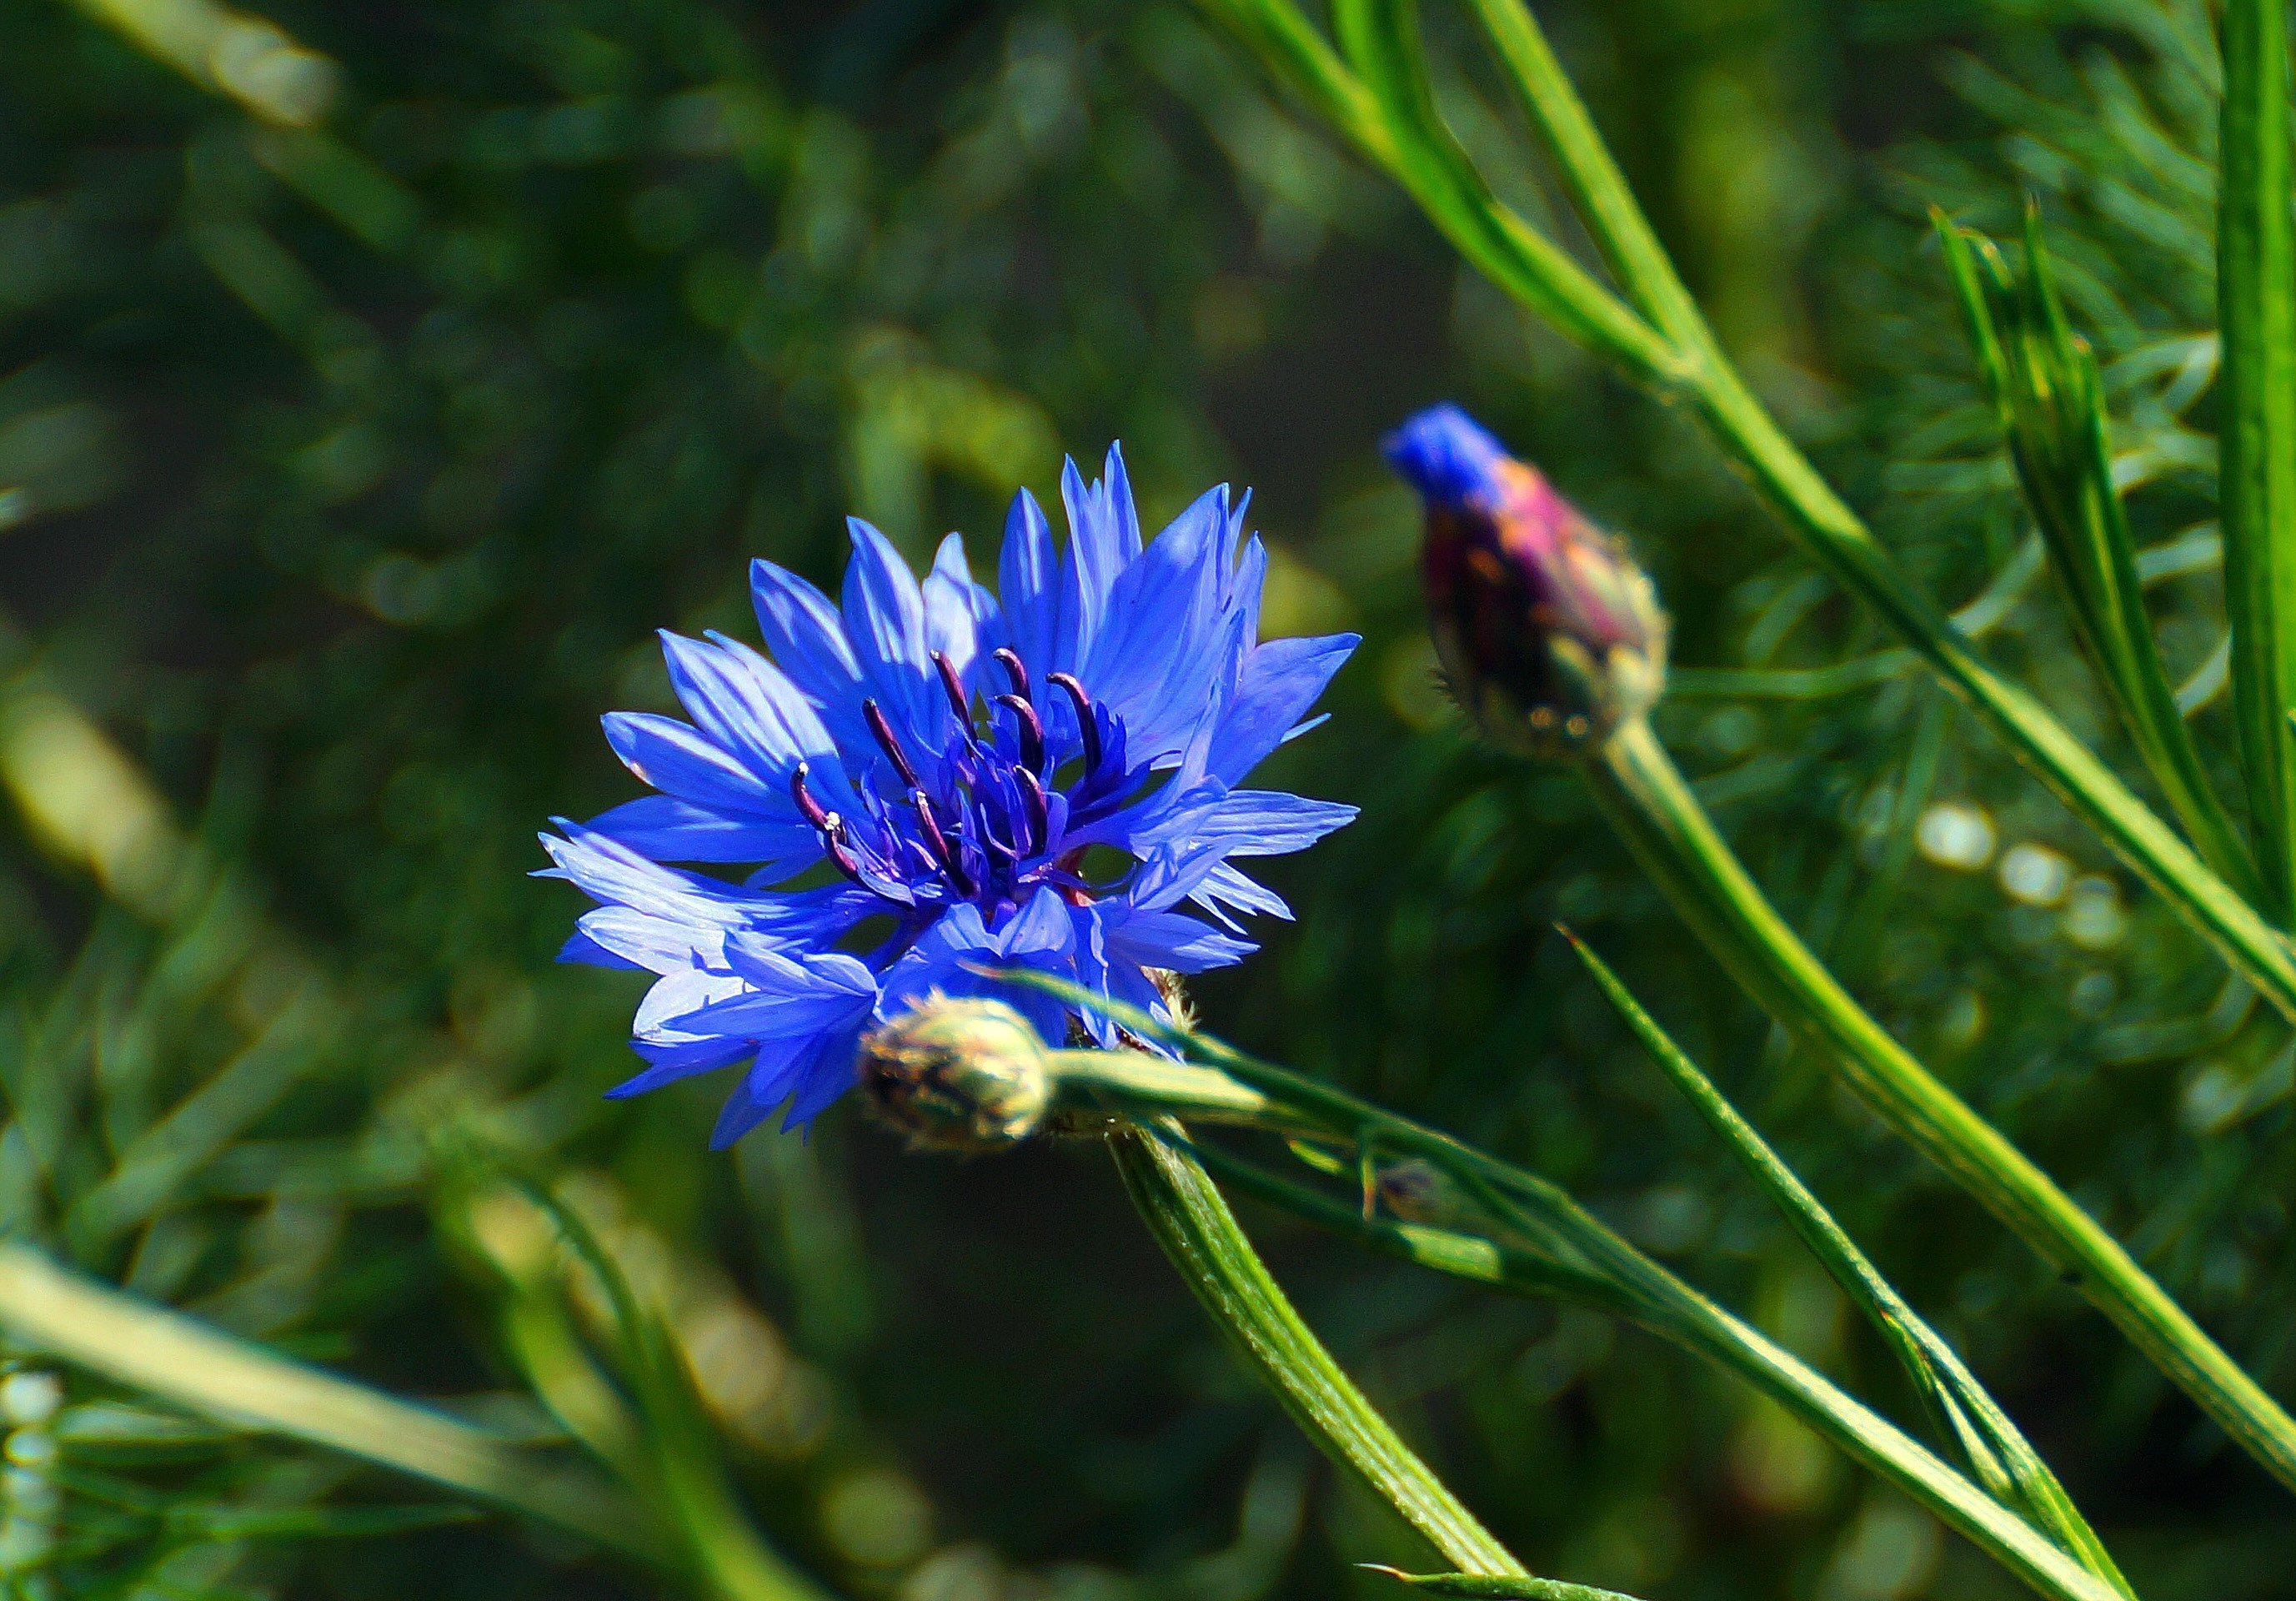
(1385, 404), (1667, 759)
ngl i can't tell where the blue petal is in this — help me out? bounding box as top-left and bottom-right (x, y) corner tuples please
(1101, 907), (1256, 975)
(999, 488), (1062, 675)
(559, 929), (644, 969)
(776, 1030), (865, 1134)
(922, 532), (997, 686)
(1195, 790), (1359, 856)
(585, 794), (818, 866)
(841, 518), (944, 757)
(669, 939), (880, 1039)
(662, 630), (845, 792)
(1206, 632), (1359, 785)
(708, 1031), (841, 1145)
(602, 710), (784, 814)
(1189, 861), (1292, 929)
(539, 826), (754, 927)
(1381, 404), (1508, 509)
(609, 1033), (757, 1099)
(1085, 484), (1230, 760)
(577, 905), (729, 975)
(1060, 444), (1141, 664)
(749, 557), (871, 754)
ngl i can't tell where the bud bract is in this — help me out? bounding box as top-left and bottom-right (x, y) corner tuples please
(1385, 404), (1667, 759)
(860, 996), (1054, 1152)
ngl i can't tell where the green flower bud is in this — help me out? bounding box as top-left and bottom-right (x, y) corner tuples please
(859, 997), (1054, 1152)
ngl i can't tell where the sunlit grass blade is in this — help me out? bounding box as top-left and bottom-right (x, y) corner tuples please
(2217, 0), (2296, 919)
(1108, 1123), (1539, 1582)
(1934, 210), (2257, 906)
(436, 1156), (838, 1601)
(1563, 932), (2132, 1598)
(0, 1242), (654, 1559)
(1359, 1563), (1641, 1601)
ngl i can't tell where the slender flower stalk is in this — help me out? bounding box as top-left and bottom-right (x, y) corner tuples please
(1386, 404), (2296, 1496)
(1110, 1125), (1534, 1583)
(871, 991), (2123, 1601)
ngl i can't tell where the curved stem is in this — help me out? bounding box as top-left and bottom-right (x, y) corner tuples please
(1586, 718), (2296, 1493)
(1189, 1148), (2119, 1601)
(1108, 1123), (1530, 1579)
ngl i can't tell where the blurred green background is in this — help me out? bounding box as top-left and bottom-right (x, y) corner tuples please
(1, 0), (2288, 1597)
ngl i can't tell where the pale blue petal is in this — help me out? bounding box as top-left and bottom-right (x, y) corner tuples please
(585, 794), (818, 866)
(1206, 632), (1359, 785)
(841, 518), (944, 755)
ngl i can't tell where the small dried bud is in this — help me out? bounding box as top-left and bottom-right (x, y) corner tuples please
(1374, 1158), (1462, 1227)
(860, 997), (1053, 1152)
(1385, 404), (1668, 759)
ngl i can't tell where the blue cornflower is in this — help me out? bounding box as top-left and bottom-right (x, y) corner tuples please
(544, 445), (1359, 1144)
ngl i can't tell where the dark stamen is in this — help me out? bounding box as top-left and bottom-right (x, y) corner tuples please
(992, 647), (1030, 700)
(820, 815), (867, 886)
(930, 651), (971, 726)
(1047, 672), (1100, 773)
(1014, 767), (1050, 855)
(861, 699), (922, 790)
(790, 762), (833, 832)
(996, 693), (1045, 774)
(910, 789), (975, 896)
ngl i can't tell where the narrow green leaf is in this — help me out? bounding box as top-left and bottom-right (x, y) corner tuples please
(1212, 0), (1677, 383)
(1183, 1145), (2121, 1601)
(0, 1242), (652, 1559)
(1936, 208), (2257, 905)
(2218, 0), (2296, 917)
(1360, 1563), (1642, 1601)
(1564, 933), (2132, 1598)
(1583, 717), (2296, 1495)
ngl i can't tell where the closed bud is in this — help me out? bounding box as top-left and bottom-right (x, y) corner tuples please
(1385, 404), (1667, 759)
(860, 997), (1053, 1152)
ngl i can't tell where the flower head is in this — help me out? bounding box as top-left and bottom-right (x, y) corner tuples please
(544, 445), (1358, 1144)
(1385, 404), (1666, 758)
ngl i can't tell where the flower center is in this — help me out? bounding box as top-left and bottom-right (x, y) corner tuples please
(787, 648), (1134, 921)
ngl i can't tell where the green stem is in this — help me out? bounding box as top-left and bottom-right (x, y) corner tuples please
(1108, 1123), (1528, 1578)
(1565, 932), (2131, 1597)
(1187, 1148), (2119, 1601)
(2218, 0), (2296, 916)
(1584, 717), (2296, 1493)
(1208, 0), (2296, 1016)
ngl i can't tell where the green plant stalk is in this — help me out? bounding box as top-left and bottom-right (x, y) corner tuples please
(1563, 933), (2132, 1598)
(1006, 984), (2122, 1601)
(1176, 1143), (2120, 1601)
(0, 1242), (657, 1562)
(1203, 0), (2296, 1021)
(1108, 1122), (1530, 1580)
(1197, 0), (1678, 385)
(2218, 0), (2296, 915)
(1935, 214), (2258, 905)
(1584, 717), (2296, 1492)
